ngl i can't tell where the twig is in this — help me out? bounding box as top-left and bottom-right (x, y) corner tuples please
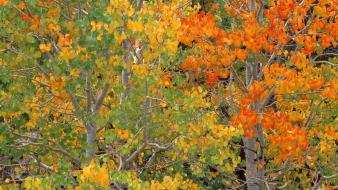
(124, 143), (146, 165)
(313, 53), (338, 60)
(312, 172), (338, 190)
(12, 142), (81, 167)
(314, 61), (337, 67)
(143, 80), (149, 143)
(85, 73), (92, 113)
(70, 93), (81, 112)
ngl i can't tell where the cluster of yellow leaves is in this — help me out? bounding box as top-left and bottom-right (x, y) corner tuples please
(47, 20), (60, 33)
(128, 20), (143, 33)
(132, 64), (149, 78)
(176, 113), (216, 159)
(106, 0), (184, 61)
(108, 0), (133, 12)
(143, 1), (182, 55)
(28, 75), (78, 131)
(33, 75), (66, 96)
(77, 161), (110, 189)
(150, 174), (199, 190)
(183, 86), (210, 110)
(91, 21), (105, 41)
(177, 111), (241, 172)
(22, 177), (51, 190)
(312, 126), (338, 164)
(210, 125), (240, 142)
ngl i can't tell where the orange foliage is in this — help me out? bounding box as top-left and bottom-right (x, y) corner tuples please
(231, 105), (258, 138)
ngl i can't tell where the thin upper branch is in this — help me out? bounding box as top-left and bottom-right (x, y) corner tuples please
(93, 83), (110, 113)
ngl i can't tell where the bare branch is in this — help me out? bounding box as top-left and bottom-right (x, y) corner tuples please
(77, 0), (82, 19)
(85, 73), (92, 113)
(12, 142), (81, 167)
(143, 81), (149, 143)
(70, 93), (81, 112)
(30, 153), (53, 173)
(147, 142), (173, 150)
(313, 53), (338, 60)
(312, 172), (338, 190)
(314, 60), (337, 67)
(124, 143), (146, 165)
(93, 83), (110, 113)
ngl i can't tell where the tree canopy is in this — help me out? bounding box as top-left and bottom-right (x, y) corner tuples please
(0, 0), (337, 189)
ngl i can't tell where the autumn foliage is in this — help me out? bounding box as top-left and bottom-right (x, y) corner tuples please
(0, 0), (337, 189)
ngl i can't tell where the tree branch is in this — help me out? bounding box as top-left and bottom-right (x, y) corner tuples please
(93, 83), (110, 113)
(70, 93), (81, 112)
(12, 142), (81, 167)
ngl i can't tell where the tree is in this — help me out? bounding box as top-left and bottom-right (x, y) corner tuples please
(0, 0), (336, 189)
(178, 0), (337, 189)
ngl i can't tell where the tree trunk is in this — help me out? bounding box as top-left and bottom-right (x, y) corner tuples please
(244, 136), (259, 190)
(243, 0), (266, 188)
(86, 122), (97, 162)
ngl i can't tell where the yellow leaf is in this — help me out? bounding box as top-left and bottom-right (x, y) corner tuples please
(128, 20), (143, 32)
(4, 178), (10, 184)
(126, 7), (135, 17)
(114, 31), (127, 44)
(166, 40), (178, 54)
(160, 102), (167, 108)
(97, 34), (103, 41)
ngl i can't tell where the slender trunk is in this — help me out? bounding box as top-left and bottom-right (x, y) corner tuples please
(245, 61), (260, 190)
(245, 63), (265, 189)
(120, 68), (130, 104)
(86, 83), (109, 162)
(244, 137), (259, 190)
(86, 122), (97, 161)
(243, 0), (267, 189)
(71, 75), (109, 163)
(257, 122), (265, 189)
(120, 1), (144, 104)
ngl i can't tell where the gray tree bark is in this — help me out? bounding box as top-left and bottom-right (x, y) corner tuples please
(243, 0), (266, 189)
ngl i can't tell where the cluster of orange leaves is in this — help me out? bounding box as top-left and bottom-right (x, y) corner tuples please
(263, 110), (309, 162)
(231, 106), (258, 138)
(178, 10), (276, 86)
(265, 0), (337, 55)
(178, 0), (337, 86)
(57, 33), (76, 60)
(0, 0), (8, 5)
(13, 2), (41, 31)
(232, 105), (309, 161)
